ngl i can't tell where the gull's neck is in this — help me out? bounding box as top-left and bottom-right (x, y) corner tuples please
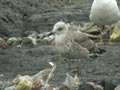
(55, 33), (66, 43)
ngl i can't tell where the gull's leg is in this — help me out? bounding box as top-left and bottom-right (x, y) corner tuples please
(97, 26), (104, 45)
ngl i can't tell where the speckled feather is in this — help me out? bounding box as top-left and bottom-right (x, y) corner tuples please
(54, 23), (96, 59)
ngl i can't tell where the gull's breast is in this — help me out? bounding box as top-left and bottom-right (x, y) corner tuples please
(90, 0), (120, 25)
(55, 34), (66, 53)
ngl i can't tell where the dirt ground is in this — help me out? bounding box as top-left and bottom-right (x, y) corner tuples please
(0, 42), (120, 87)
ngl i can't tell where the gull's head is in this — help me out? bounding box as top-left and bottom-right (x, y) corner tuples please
(52, 21), (67, 35)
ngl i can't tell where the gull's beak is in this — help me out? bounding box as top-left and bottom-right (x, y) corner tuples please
(46, 30), (55, 36)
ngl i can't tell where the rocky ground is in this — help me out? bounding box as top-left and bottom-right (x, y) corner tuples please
(0, 0), (120, 89)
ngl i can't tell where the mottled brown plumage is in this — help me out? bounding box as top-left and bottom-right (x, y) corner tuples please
(53, 21), (96, 59)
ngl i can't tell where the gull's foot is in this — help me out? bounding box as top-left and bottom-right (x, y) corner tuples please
(97, 41), (104, 45)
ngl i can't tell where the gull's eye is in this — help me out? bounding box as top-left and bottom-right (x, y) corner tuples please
(58, 27), (63, 31)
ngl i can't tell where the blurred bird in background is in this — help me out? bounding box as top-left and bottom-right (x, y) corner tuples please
(90, 0), (120, 45)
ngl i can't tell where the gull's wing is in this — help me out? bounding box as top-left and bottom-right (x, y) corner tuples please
(66, 26), (96, 53)
(63, 31), (90, 59)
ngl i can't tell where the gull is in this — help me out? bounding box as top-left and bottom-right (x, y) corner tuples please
(90, 0), (120, 44)
(52, 21), (97, 75)
(52, 21), (96, 59)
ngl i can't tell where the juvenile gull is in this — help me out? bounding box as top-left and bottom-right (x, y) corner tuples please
(90, 0), (120, 44)
(52, 21), (96, 59)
